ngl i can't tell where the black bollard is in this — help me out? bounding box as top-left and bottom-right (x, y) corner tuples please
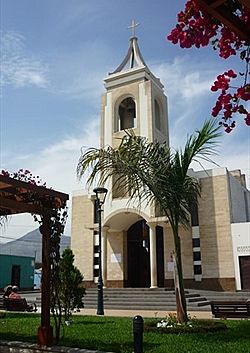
(133, 315), (144, 353)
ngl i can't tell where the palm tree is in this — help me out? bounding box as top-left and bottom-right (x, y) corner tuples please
(77, 120), (221, 322)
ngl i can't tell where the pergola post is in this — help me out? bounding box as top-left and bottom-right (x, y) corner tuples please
(0, 174), (69, 348)
(37, 214), (53, 346)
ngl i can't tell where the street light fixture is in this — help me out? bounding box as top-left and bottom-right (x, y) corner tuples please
(93, 186), (108, 315)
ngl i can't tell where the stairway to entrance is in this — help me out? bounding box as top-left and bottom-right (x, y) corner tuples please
(83, 288), (211, 311)
(33, 288), (249, 312)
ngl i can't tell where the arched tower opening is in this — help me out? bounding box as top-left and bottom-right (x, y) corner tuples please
(118, 97), (136, 130)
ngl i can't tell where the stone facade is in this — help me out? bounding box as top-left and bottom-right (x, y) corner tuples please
(71, 169), (250, 291)
(198, 173), (235, 290)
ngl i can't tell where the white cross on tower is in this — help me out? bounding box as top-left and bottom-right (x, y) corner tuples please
(128, 19), (140, 38)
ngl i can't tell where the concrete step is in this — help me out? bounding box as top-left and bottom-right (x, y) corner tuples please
(188, 297), (206, 303)
(84, 302), (210, 311)
(187, 289), (250, 298)
(85, 298), (178, 305)
(21, 289), (250, 314)
(85, 296), (203, 303)
(197, 301), (211, 307)
(86, 287), (176, 292)
(82, 288), (211, 311)
(204, 295), (250, 300)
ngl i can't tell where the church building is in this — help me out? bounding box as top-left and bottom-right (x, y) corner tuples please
(71, 27), (250, 292)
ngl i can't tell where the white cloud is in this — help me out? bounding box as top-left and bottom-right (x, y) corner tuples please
(151, 57), (216, 100)
(53, 70), (104, 101)
(10, 118), (100, 193)
(0, 31), (49, 88)
(181, 72), (213, 99)
(150, 57), (218, 143)
(1, 118), (100, 242)
(46, 40), (113, 102)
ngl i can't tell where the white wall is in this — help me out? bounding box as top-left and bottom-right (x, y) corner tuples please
(228, 172), (250, 223)
(231, 222), (250, 290)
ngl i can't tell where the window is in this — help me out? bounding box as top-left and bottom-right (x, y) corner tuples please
(192, 238), (200, 248)
(94, 245), (99, 254)
(118, 97), (136, 130)
(194, 265), (202, 275)
(94, 256), (99, 265)
(193, 251), (201, 261)
(190, 201), (199, 226)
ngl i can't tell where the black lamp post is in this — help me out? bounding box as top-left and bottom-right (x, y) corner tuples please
(93, 186), (108, 315)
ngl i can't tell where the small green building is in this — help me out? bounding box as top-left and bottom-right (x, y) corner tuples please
(0, 254), (35, 290)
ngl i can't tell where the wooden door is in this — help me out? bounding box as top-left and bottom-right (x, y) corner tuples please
(239, 256), (250, 290)
(127, 220), (150, 287)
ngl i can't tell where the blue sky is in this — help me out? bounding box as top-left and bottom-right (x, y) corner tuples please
(0, 0), (249, 242)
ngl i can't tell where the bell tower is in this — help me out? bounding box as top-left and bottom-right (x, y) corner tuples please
(98, 24), (170, 288)
(72, 22), (171, 289)
(100, 21), (169, 153)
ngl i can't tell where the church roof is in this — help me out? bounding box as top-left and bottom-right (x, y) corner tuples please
(110, 35), (147, 75)
(110, 20), (146, 75)
(106, 21), (164, 90)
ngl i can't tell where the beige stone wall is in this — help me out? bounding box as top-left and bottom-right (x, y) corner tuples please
(164, 225), (193, 280)
(107, 231), (124, 281)
(198, 174), (235, 279)
(71, 194), (94, 281)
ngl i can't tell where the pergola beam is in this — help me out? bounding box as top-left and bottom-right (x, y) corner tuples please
(0, 175), (68, 217)
(197, 0), (250, 43)
(239, 0), (250, 12)
(0, 196), (44, 215)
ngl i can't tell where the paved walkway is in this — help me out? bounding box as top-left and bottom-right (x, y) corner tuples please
(31, 306), (213, 319)
(76, 308), (213, 319)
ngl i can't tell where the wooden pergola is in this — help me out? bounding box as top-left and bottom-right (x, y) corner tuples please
(197, 0), (250, 43)
(0, 174), (69, 346)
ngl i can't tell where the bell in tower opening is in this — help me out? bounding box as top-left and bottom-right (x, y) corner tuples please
(118, 97), (136, 130)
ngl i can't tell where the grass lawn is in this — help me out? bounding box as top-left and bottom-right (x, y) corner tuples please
(0, 313), (249, 353)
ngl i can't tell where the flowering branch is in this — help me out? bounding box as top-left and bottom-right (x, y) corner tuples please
(0, 168), (67, 249)
(1, 169), (46, 186)
(167, 0), (250, 132)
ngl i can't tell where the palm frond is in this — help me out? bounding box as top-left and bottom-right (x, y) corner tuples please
(180, 119), (222, 173)
(77, 120), (221, 230)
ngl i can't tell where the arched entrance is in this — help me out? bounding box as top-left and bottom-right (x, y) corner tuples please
(127, 220), (150, 287)
(126, 220), (165, 288)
